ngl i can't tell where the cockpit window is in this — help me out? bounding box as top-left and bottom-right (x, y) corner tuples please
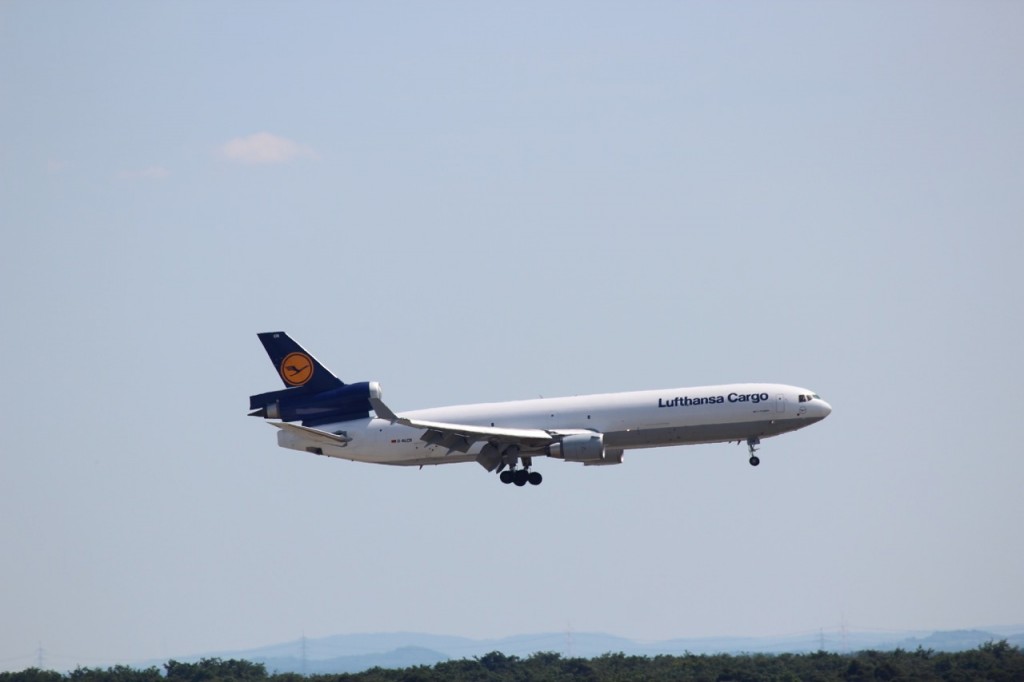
(799, 395), (807, 402)
(812, 394), (820, 399)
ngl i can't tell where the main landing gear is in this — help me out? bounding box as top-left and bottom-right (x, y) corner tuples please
(747, 437), (761, 467)
(496, 454), (543, 487)
(499, 469), (543, 486)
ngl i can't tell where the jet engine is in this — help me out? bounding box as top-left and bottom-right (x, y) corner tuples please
(548, 433), (608, 462)
(583, 448), (624, 466)
(249, 381), (383, 427)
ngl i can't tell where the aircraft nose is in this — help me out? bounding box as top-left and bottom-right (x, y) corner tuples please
(818, 400), (832, 418)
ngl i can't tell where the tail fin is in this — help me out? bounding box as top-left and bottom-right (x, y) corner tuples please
(257, 331), (343, 392)
(251, 332), (376, 426)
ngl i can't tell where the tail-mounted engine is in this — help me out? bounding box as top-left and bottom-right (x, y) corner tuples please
(249, 381), (383, 427)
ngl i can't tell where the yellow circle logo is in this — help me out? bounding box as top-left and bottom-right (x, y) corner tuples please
(280, 352), (314, 386)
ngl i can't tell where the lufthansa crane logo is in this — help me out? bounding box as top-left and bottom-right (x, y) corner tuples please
(280, 352), (314, 386)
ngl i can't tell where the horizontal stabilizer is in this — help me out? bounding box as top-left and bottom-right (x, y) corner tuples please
(270, 421), (353, 448)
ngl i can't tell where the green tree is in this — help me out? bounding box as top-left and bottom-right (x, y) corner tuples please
(0, 669), (63, 682)
(165, 658), (267, 682)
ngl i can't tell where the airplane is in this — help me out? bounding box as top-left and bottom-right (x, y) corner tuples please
(248, 332), (832, 486)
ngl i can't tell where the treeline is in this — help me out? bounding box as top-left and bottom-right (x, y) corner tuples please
(3, 641), (1023, 682)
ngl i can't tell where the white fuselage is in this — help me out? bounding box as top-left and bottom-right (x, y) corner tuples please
(277, 382), (832, 467)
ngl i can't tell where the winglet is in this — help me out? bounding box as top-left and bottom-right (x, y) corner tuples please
(369, 397), (399, 423)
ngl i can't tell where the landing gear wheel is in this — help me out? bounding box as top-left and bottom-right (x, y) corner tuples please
(528, 471), (543, 486)
(745, 437), (761, 467)
(499, 470), (514, 484)
(513, 470), (529, 487)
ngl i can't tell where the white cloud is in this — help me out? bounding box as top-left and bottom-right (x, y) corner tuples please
(118, 165), (170, 180)
(219, 132), (316, 164)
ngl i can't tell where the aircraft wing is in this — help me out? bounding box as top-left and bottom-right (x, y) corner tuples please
(370, 397), (556, 452)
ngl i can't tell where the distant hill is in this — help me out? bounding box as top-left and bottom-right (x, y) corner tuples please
(258, 646), (449, 675)
(893, 629), (1024, 652)
(169, 627), (1024, 675)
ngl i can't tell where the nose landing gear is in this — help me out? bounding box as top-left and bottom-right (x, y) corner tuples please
(747, 438), (761, 467)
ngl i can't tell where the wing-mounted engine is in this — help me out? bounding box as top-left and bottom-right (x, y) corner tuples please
(547, 433), (623, 465)
(583, 448), (624, 466)
(249, 381), (383, 427)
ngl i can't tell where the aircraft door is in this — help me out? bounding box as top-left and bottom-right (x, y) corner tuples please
(775, 394), (786, 413)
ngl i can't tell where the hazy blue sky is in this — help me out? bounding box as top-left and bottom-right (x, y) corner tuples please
(2, 0), (1022, 672)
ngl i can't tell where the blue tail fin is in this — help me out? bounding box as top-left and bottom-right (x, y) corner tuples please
(257, 331), (343, 392)
(250, 332), (375, 427)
